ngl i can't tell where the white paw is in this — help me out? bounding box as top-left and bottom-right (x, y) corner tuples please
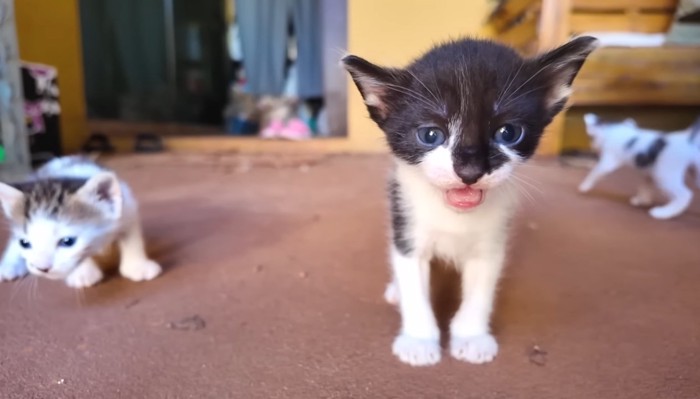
(578, 182), (592, 193)
(66, 264), (104, 288)
(649, 206), (682, 220)
(120, 259), (162, 282)
(384, 281), (399, 306)
(0, 260), (28, 281)
(392, 334), (441, 366)
(450, 334), (498, 364)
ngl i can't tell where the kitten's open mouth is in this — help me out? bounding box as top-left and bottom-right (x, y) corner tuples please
(445, 187), (484, 210)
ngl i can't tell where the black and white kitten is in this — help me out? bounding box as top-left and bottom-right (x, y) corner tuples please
(343, 37), (597, 366)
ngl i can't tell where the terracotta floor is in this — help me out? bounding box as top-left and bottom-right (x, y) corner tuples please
(1, 154), (699, 399)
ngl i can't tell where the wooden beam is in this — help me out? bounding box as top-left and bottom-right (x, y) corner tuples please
(571, 0), (677, 11)
(570, 13), (673, 33)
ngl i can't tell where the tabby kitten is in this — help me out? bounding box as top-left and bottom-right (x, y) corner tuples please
(343, 37), (597, 366)
(0, 156), (161, 287)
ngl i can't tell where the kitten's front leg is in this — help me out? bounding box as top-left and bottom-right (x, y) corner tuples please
(449, 244), (505, 364)
(578, 153), (622, 193)
(65, 257), (104, 288)
(118, 219), (162, 282)
(0, 239), (28, 281)
(390, 246), (441, 366)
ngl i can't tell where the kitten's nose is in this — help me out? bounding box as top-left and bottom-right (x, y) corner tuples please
(455, 165), (485, 185)
(34, 264), (51, 273)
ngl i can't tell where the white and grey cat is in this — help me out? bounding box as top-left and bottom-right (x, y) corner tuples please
(0, 156), (162, 287)
(343, 37), (598, 366)
(580, 114), (700, 219)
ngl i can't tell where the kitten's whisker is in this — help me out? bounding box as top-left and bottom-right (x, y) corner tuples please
(511, 173), (544, 195)
(501, 84), (550, 109)
(405, 69), (441, 105)
(10, 274), (28, 302)
(383, 84), (438, 111)
(75, 287), (86, 307)
(496, 61), (525, 110)
(508, 180), (537, 205)
(501, 63), (549, 108)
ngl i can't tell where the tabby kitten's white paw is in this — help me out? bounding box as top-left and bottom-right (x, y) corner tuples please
(120, 259), (162, 282)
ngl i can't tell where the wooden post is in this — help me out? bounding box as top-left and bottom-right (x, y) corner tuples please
(0, 0), (31, 181)
(536, 0), (572, 156)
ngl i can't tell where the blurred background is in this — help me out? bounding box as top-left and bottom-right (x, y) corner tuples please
(0, 0), (698, 171)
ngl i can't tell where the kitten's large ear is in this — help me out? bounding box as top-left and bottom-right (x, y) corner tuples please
(341, 55), (402, 120)
(0, 183), (24, 219)
(532, 36), (599, 117)
(76, 172), (123, 219)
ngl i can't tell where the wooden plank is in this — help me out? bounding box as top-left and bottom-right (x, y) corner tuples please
(572, 86), (700, 106)
(488, 0), (539, 33)
(570, 13), (673, 33)
(571, 47), (700, 106)
(571, 0), (677, 11)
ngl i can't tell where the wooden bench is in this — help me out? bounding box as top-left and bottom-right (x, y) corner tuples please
(488, 0), (700, 155)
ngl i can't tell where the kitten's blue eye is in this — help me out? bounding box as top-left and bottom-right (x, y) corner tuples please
(58, 237), (77, 248)
(19, 239), (31, 249)
(416, 127), (446, 147)
(494, 124), (524, 146)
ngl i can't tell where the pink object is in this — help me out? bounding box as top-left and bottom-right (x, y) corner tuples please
(279, 118), (311, 141)
(260, 119), (284, 139)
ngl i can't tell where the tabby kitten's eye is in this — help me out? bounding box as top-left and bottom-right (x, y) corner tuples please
(19, 239), (31, 249)
(416, 127), (446, 148)
(58, 237), (77, 248)
(494, 124), (524, 146)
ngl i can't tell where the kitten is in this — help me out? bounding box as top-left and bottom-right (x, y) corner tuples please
(580, 113), (700, 219)
(0, 156), (162, 287)
(343, 36), (597, 366)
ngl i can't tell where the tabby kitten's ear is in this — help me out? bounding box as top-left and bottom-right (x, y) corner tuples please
(75, 172), (123, 219)
(531, 36), (599, 118)
(0, 183), (24, 219)
(341, 55), (405, 121)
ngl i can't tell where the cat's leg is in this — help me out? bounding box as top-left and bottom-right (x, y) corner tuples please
(118, 219), (162, 281)
(578, 152), (622, 193)
(630, 177), (655, 207)
(390, 246), (441, 366)
(65, 257), (104, 288)
(0, 239), (28, 281)
(649, 171), (693, 220)
(449, 243), (505, 364)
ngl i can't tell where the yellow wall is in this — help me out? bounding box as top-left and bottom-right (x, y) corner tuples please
(11, 0), (492, 155)
(15, 0), (87, 153)
(346, 0), (493, 151)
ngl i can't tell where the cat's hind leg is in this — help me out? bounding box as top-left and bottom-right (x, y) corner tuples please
(649, 164), (693, 220)
(0, 239), (27, 281)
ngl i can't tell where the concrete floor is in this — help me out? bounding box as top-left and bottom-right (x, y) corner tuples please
(0, 154), (699, 398)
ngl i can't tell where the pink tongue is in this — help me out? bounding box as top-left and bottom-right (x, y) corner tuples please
(445, 187), (484, 209)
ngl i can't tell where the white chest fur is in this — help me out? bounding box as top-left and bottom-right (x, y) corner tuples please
(394, 162), (515, 266)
